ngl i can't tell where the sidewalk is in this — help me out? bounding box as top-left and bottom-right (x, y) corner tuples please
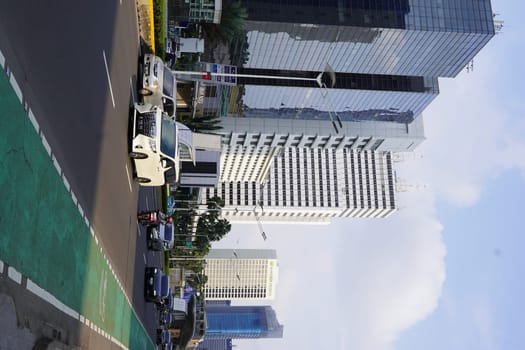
(136, 0), (155, 52)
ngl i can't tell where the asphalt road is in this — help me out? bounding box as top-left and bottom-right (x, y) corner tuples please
(0, 0), (162, 344)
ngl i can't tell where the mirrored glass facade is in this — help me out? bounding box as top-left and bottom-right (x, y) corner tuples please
(204, 305), (284, 339)
(241, 0), (495, 77)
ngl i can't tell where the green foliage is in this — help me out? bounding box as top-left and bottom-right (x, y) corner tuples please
(201, 1), (247, 47)
(177, 114), (223, 133)
(196, 196), (231, 242)
(186, 272), (208, 292)
(153, 0), (165, 59)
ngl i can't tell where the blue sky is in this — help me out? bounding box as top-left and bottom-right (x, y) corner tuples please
(214, 1), (525, 349)
(397, 169), (525, 350)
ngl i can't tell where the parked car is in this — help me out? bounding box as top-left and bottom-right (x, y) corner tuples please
(144, 267), (170, 304)
(159, 309), (173, 326)
(130, 103), (179, 186)
(147, 223), (175, 251)
(156, 328), (171, 345)
(140, 54), (176, 118)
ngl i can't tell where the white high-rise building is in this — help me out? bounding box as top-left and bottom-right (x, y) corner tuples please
(204, 249), (279, 301)
(204, 148), (397, 224)
(217, 115), (423, 184)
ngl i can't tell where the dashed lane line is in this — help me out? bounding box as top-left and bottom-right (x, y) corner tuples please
(102, 50), (116, 108)
(8, 73), (22, 103)
(7, 266), (22, 284)
(125, 163), (133, 192)
(0, 49), (5, 68)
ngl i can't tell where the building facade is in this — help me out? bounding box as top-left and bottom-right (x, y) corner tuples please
(241, 0), (495, 77)
(219, 0), (495, 129)
(216, 115), (423, 183)
(204, 304), (284, 340)
(205, 148), (396, 224)
(203, 249), (279, 301)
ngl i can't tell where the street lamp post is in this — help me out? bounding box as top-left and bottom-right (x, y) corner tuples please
(172, 64), (343, 133)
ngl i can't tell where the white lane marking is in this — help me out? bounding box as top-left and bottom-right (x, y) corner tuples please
(143, 253), (147, 264)
(0, 48), (5, 68)
(62, 174), (71, 192)
(102, 50), (116, 108)
(137, 223), (141, 236)
(99, 270), (108, 321)
(129, 76), (136, 103)
(28, 109), (40, 133)
(9, 74), (23, 103)
(125, 164), (133, 192)
(77, 203), (84, 218)
(145, 197), (149, 209)
(52, 154), (62, 175)
(27, 279), (80, 319)
(8, 266), (22, 284)
(41, 134), (52, 155)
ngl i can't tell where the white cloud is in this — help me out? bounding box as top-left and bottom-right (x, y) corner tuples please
(215, 190), (447, 350)
(330, 190), (446, 350)
(409, 36), (525, 207)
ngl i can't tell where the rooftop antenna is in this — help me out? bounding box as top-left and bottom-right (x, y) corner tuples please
(392, 152), (423, 162)
(395, 178), (428, 192)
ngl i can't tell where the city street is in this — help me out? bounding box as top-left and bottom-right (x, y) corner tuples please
(0, 0), (163, 347)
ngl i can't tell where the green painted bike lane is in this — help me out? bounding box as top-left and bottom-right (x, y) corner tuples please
(0, 68), (155, 350)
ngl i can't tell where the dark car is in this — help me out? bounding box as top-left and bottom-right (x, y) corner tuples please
(156, 328), (171, 345)
(159, 309), (173, 326)
(144, 267), (170, 304)
(147, 223), (175, 251)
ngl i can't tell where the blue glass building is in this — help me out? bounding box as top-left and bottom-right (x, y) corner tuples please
(203, 304), (284, 340)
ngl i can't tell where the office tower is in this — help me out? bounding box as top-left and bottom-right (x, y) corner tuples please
(204, 304), (284, 340)
(205, 148), (396, 224)
(241, 0), (495, 77)
(224, 0), (495, 125)
(217, 115), (423, 183)
(204, 249), (279, 301)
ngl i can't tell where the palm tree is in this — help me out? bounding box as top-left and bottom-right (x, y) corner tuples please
(179, 114), (223, 132)
(201, 1), (247, 47)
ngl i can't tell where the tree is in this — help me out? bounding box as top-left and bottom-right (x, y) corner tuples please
(186, 272), (208, 292)
(196, 196), (231, 242)
(178, 114), (223, 133)
(201, 1), (247, 47)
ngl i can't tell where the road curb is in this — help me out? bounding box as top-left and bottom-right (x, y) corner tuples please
(136, 0), (155, 53)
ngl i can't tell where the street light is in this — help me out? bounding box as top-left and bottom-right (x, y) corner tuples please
(172, 64), (342, 133)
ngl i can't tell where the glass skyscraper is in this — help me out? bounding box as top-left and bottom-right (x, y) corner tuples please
(226, 0), (495, 125)
(204, 304), (284, 340)
(241, 0), (495, 77)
